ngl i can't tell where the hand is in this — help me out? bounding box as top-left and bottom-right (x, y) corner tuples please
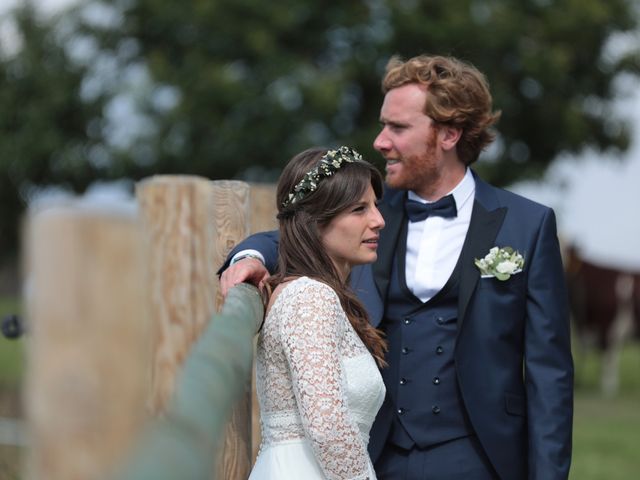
(219, 258), (270, 297)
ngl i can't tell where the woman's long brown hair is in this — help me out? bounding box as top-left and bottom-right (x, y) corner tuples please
(266, 147), (387, 367)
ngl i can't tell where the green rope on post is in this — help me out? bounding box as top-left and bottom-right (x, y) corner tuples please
(114, 283), (263, 480)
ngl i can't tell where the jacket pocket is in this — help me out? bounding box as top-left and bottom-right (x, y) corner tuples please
(504, 392), (526, 416)
(476, 270), (525, 292)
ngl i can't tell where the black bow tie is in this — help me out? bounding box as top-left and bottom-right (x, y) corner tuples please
(405, 194), (457, 222)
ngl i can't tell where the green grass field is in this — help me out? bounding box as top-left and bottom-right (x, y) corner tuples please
(1, 294), (639, 478)
(0, 297), (23, 390)
(571, 392), (640, 480)
(570, 344), (640, 480)
(1, 297), (24, 480)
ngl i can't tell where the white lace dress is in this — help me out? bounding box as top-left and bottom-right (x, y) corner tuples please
(249, 277), (385, 480)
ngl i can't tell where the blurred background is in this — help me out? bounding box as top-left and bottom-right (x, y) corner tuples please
(1, 0), (639, 478)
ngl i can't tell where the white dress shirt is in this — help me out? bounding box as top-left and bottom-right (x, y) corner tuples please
(405, 168), (475, 302)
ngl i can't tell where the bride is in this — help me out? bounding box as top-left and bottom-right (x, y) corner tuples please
(248, 146), (387, 479)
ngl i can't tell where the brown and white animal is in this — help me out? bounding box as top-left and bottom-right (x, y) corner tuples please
(565, 246), (640, 396)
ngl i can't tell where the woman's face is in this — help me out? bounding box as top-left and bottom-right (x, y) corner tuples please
(320, 184), (385, 280)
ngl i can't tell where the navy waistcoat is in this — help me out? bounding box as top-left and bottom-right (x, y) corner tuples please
(381, 224), (474, 449)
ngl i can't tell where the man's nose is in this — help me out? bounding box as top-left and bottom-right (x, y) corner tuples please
(373, 130), (390, 151)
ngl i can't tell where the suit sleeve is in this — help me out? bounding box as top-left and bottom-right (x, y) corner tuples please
(216, 230), (280, 275)
(524, 208), (573, 479)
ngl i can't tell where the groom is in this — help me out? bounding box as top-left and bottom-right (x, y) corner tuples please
(220, 54), (573, 479)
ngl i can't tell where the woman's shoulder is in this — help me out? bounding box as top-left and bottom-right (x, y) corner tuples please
(267, 276), (342, 320)
(273, 276), (338, 305)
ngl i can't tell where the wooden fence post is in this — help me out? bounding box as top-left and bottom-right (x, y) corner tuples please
(249, 183), (278, 235)
(24, 202), (151, 480)
(210, 180), (253, 480)
(24, 178), (273, 480)
(136, 175), (218, 415)
(137, 176), (253, 479)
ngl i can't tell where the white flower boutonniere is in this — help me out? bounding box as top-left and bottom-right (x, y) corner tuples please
(475, 246), (524, 281)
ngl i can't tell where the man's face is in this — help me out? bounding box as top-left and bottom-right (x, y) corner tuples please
(373, 83), (443, 199)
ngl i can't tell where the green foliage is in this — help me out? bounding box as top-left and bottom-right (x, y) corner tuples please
(0, 3), (106, 259)
(0, 0), (639, 258)
(108, 0), (377, 178)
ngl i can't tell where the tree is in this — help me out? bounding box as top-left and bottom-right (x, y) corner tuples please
(85, 0), (382, 179)
(1, 0), (639, 259)
(76, 0), (640, 185)
(0, 3), (107, 259)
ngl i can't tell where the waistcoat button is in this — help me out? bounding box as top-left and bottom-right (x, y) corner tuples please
(432, 405), (441, 414)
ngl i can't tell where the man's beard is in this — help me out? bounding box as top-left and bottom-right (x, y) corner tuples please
(385, 132), (439, 193)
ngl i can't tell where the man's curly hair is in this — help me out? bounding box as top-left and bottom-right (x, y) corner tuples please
(383, 55), (501, 166)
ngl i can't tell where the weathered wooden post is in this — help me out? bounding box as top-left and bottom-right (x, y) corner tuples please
(136, 175), (219, 415)
(137, 176), (253, 479)
(24, 177), (272, 480)
(249, 183), (278, 234)
(210, 180), (253, 480)
(24, 201), (152, 480)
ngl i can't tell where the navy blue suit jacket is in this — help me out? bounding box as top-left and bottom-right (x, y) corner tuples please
(223, 173), (573, 480)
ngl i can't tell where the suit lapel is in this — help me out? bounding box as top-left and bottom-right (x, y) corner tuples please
(373, 189), (405, 300)
(370, 176), (506, 329)
(457, 175), (506, 326)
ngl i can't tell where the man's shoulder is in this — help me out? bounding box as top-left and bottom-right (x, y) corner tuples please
(494, 185), (551, 212)
(475, 174), (553, 216)
(381, 185), (404, 202)
(378, 186), (405, 213)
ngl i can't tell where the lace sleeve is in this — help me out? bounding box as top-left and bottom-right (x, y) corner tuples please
(279, 280), (371, 480)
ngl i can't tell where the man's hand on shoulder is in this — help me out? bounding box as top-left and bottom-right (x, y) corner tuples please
(220, 258), (270, 297)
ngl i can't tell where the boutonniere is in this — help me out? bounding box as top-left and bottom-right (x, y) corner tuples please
(475, 246), (524, 281)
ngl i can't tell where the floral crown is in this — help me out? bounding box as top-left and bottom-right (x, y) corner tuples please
(281, 146), (363, 208)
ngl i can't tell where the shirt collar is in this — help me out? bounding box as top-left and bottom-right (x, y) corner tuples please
(407, 168), (475, 209)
